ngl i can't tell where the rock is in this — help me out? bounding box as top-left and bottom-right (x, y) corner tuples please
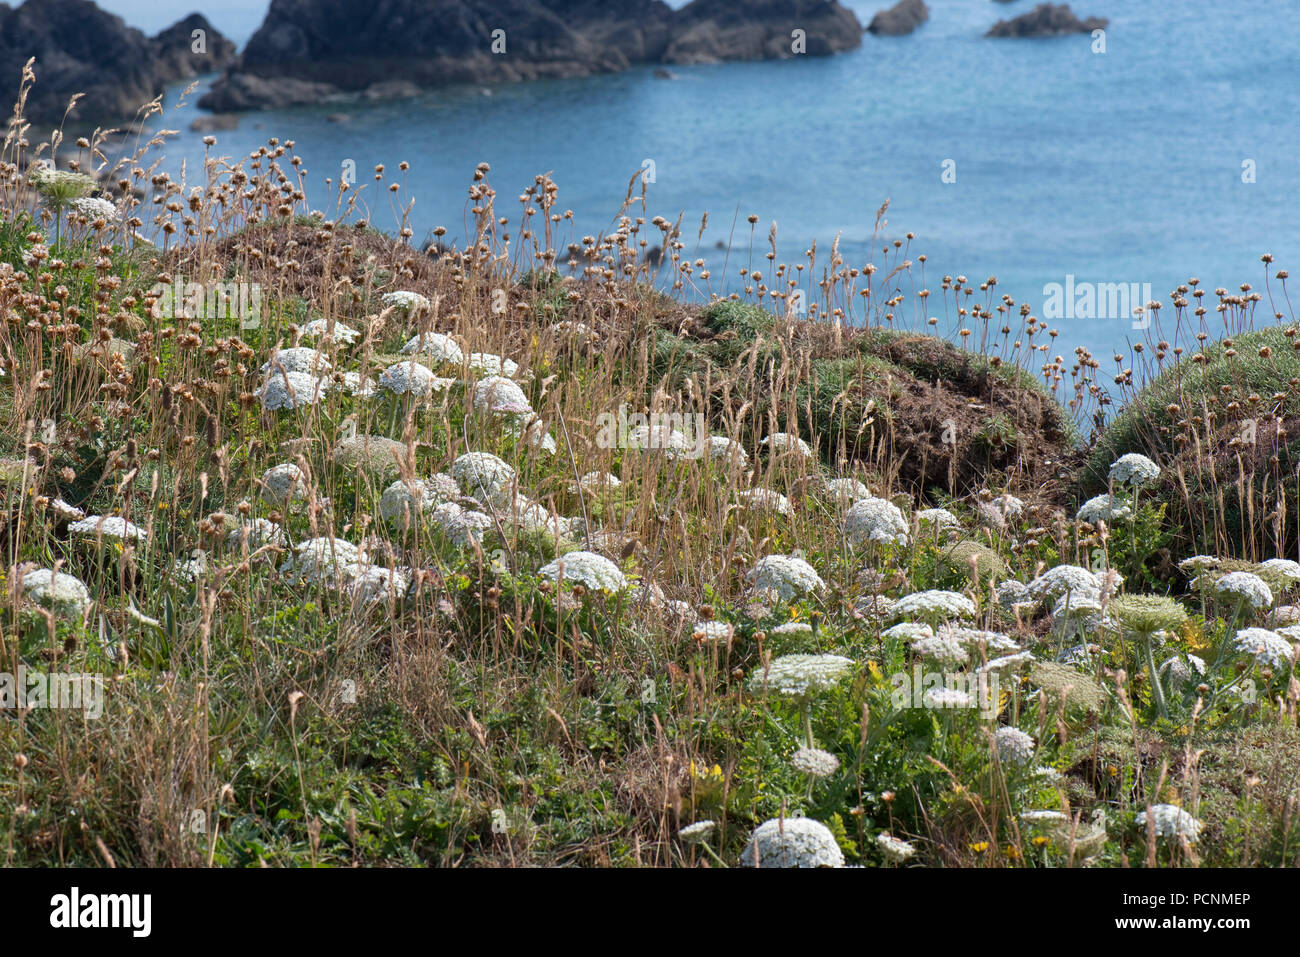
(189, 113), (239, 132)
(867, 0), (929, 37)
(664, 0), (862, 64)
(150, 13), (237, 79)
(0, 1), (236, 126)
(362, 80), (422, 101)
(652, 67), (676, 79)
(987, 3), (1106, 38)
(200, 0), (863, 110)
(198, 72), (341, 112)
(324, 112), (350, 123)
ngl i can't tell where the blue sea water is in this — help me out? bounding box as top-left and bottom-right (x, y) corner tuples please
(132, 0), (1300, 361)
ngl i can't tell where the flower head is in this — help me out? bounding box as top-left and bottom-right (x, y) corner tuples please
(740, 817), (844, 868)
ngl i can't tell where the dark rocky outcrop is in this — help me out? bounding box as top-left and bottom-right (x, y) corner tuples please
(0, 0), (235, 126)
(664, 0), (863, 64)
(200, 0), (863, 111)
(867, 0), (929, 37)
(987, 3), (1106, 38)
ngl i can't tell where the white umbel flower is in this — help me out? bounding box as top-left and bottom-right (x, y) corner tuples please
(708, 436), (749, 467)
(891, 590), (976, 623)
(70, 196), (118, 221)
(740, 817), (844, 868)
(994, 726), (1036, 768)
(916, 507), (960, 529)
(1135, 804), (1202, 842)
(1258, 558), (1300, 586)
(537, 550), (627, 593)
(437, 507), (495, 547)
(692, 620), (735, 642)
(749, 654), (854, 698)
(340, 563), (410, 605)
(627, 423), (690, 457)
(791, 747), (840, 777)
(382, 290), (430, 313)
(845, 496), (909, 547)
(571, 471), (621, 495)
(451, 452), (517, 507)
(399, 330), (463, 366)
(378, 359), (444, 396)
(923, 687), (974, 709)
(771, 621), (813, 636)
(260, 347), (332, 376)
(1076, 494), (1132, 524)
(300, 318), (359, 344)
(1026, 565), (1101, 604)
(280, 537), (362, 585)
(467, 353), (519, 377)
(472, 375), (532, 415)
(18, 568), (92, 617)
(379, 475), (459, 528)
(1214, 571), (1273, 611)
(1109, 453), (1161, 488)
(67, 515), (144, 540)
(736, 487), (793, 515)
(909, 634), (968, 666)
(747, 554), (825, 601)
(679, 820), (716, 844)
(225, 517), (284, 550)
(261, 463), (309, 504)
(823, 477), (872, 505)
(261, 371), (325, 410)
(1232, 627), (1296, 668)
(759, 432), (813, 459)
(876, 833), (916, 863)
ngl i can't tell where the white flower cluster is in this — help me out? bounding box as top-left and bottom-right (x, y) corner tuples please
(708, 436), (749, 467)
(1232, 627), (1296, 668)
(1025, 565), (1101, 605)
(749, 654), (854, 697)
(823, 477), (872, 505)
(382, 290), (430, 313)
(993, 726), (1036, 767)
(891, 590), (976, 623)
(67, 515), (145, 541)
(910, 634), (968, 666)
(876, 833), (916, 864)
(435, 505), (495, 547)
(1076, 494), (1132, 524)
(379, 475), (459, 528)
(844, 496), (909, 547)
(260, 347), (332, 376)
(261, 370), (326, 410)
(467, 353), (519, 377)
(692, 620), (734, 642)
(280, 537), (362, 585)
(300, 318), (360, 344)
(70, 196), (118, 221)
(916, 507), (960, 529)
(261, 463), (309, 504)
(378, 359), (447, 396)
(1109, 452), (1161, 488)
(747, 554), (825, 601)
(736, 487), (792, 516)
(1214, 571), (1273, 611)
(791, 747), (840, 777)
(759, 432), (813, 459)
(537, 550), (627, 593)
(400, 330), (463, 365)
(472, 375), (532, 415)
(1135, 804), (1202, 842)
(19, 568), (92, 617)
(739, 817), (844, 868)
(451, 452), (517, 507)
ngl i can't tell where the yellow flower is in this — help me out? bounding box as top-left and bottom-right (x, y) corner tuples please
(1032, 836), (1050, 847)
(1004, 845), (1022, 859)
(969, 841), (989, 853)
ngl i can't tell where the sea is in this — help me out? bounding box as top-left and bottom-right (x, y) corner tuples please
(97, 0), (1300, 362)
